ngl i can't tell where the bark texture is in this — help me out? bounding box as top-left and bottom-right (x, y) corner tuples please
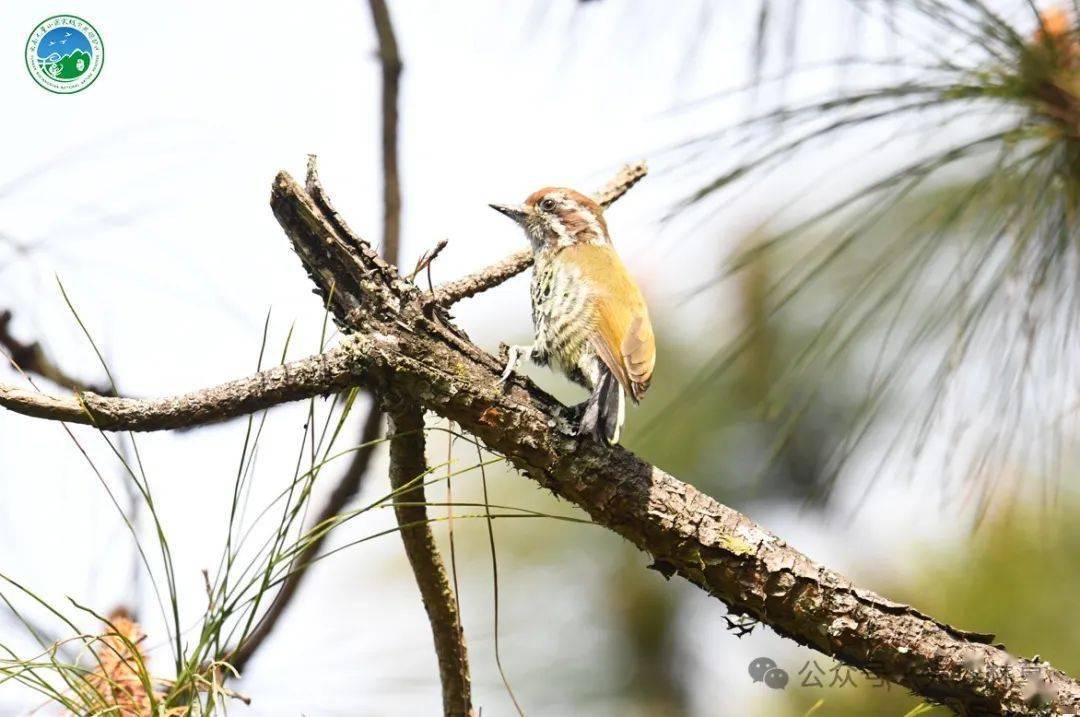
(0, 163), (1077, 715)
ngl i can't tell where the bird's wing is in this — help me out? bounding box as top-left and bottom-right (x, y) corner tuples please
(621, 311), (655, 400)
(574, 245), (655, 402)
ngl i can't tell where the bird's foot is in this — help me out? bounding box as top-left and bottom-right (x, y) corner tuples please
(497, 343), (532, 385)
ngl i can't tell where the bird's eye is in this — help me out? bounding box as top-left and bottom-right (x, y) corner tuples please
(539, 198), (557, 212)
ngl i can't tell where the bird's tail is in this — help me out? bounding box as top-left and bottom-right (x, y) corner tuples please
(579, 368), (626, 444)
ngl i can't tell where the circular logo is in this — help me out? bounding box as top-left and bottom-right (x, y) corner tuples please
(25, 16), (104, 94)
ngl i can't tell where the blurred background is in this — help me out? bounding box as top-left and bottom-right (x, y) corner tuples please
(2, 0), (1079, 714)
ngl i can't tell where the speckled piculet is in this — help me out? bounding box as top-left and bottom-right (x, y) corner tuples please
(490, 187), (655, 444)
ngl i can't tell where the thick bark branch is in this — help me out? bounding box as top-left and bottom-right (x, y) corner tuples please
(2, 164), (1077, 715)
(387, 400), (473, 716)
(272, 171), (1080, 716)
(427, 249), (533, 307)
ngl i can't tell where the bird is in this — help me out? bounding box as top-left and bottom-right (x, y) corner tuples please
(490, 186), (655, 444)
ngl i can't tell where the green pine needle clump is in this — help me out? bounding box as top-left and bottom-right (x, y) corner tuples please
(664, 1), (1080, 509)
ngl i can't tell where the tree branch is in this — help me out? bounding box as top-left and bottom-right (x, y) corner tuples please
(386, 399), (473, 716)
(427, 249), (533, 307)
(368, 0), (402, 264)
(592, 161), (648, 209)
(0, 309), (112, 395)
(0, 345), (363, 430)
(2, 163), (1076, 714)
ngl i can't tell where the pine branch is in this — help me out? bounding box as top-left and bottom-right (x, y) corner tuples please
(387, 399), (473, 716)
(0, 309), (112, 394)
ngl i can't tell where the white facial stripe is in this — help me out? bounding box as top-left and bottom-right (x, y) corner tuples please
(550, 192), (608, 246)
(547, 192), (574, 247)
(578, 203), (608, 245)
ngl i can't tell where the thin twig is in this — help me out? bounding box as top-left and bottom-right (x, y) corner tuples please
(409, 239), (448, 282)
(369, 0), (402, 263)
(592, 160), (648, 208)
(427, 249), (534, 307)
(0, 309), (112, 394)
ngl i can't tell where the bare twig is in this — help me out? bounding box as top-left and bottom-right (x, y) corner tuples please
(368, 0), (402, 263)
(0, 309), (112, 394)
(2, 165), (1076, 714)
(427, 160), (647, 307)
(593, 160), (648, 208)
(0, 344), (364, 430)
(408, 239), (448, 283)
(387, 399), (473, 716)
(427, 249), (533, 307)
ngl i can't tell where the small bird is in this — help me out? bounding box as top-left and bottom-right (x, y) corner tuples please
(490, 187), (655, 443)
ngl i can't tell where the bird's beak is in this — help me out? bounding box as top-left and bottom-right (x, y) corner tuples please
(489, 203), (530, 224)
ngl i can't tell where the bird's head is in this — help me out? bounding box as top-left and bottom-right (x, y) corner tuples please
(490, 187), (609, 252)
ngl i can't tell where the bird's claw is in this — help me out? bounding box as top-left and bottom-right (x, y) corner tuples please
(497, 362), (515, 385)
(497, 344), (528, 386)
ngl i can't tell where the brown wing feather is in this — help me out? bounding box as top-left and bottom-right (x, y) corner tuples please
(571, 245), (655, 403)
(622, 314), (655, 400)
